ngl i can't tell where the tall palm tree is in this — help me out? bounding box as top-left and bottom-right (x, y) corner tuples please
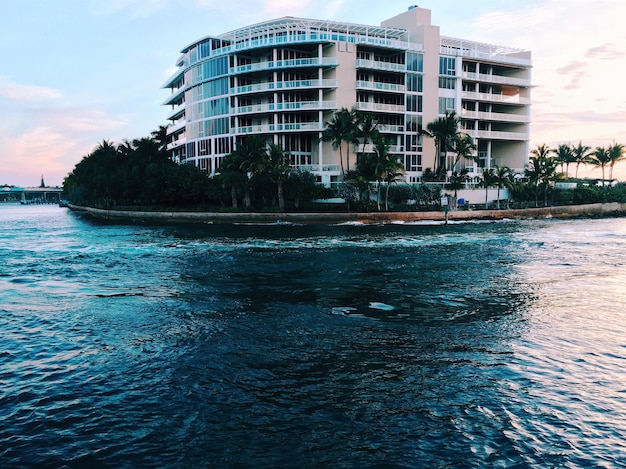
(150, 125), (170, 153)
(494, 165), (514, 209)
(265, 142), (292, 212)
(448, 168), (469, 208)
(232, 135), (268, 207)
(552, 143), (574, 178)
(450, 133), (476, 172)
(321, 107), (356, 177)
(382, 155), (405, 212)
(589, 146), (611, 185)
(572, 142), (591, 179)
(525, 155), (542, 207)
(353, 109), (379, 157)
(607, 142), (625, 181)
(480, 168), (498, 209)
(424, 111), (460, 179)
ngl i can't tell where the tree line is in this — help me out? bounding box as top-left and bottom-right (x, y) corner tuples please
(63, 110), (626, 212)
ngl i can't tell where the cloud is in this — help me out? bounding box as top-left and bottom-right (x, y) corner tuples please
(556, 61), (587, 90)
(0, 77), (62, 102)
(585, 43), (624, 60)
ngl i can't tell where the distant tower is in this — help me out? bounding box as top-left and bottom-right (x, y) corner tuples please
(40, 175), (45, 188)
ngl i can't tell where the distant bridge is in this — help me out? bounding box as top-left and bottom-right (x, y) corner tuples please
(1, 186), (64, 204)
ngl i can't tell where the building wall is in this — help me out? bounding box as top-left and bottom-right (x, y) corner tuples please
(162, 6), (532, 187)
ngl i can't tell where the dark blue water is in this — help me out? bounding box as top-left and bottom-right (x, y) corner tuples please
(1, 204), (625, 468)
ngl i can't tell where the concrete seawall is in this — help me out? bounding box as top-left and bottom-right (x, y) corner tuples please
(67, 203), (626, 225)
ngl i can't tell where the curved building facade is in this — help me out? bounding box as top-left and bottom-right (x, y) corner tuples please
(163, 6), (531, 186)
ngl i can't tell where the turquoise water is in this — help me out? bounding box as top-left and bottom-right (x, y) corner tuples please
(1, 204), (625, 467)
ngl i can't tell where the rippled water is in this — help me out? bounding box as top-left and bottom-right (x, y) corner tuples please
(1, 204), (626, 468)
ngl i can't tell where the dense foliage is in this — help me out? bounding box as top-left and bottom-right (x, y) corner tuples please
(63, 137), (216, 208)
(63, 117), (626, 213)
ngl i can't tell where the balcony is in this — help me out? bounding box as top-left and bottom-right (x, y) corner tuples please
(234, 100), (337, 115)
(462, 91), (530, 105)
(232, 79), (338, 95)
(234, 122), (325, 134)
(356, 80), (405, 93)
(354, 102), (405, 113)
(376, 124), (404, 133)
(465, 130), (528, 141)
(167, 135), (187, 150)
(462, 72), (530, 87)
(355, 59), (406, 72)
(167, 104), (185, 121)
(461, 110), (529, 123)
(358, 143), (405, 153)
(163, 86), (186, 106)
(232, 57), (339, 74)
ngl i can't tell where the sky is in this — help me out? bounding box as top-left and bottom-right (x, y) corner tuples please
(1, 0), (625, 187)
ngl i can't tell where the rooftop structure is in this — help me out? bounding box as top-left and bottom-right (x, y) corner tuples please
(162, 6), (531, 185)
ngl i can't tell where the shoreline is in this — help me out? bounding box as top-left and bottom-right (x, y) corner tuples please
(67, 202), (626, 225)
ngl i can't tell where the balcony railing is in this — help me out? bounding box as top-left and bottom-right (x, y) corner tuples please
(166, 136), (186, 150)
(354, 102), (405, 113)
(298, 164), (340, 172)
(461, 110), (529, 123)
(465, 130), (528, 141)
(233, 79), (338, 95)
(234, 100), (337, 115)
(462, 91), (530, 105)
(234, 122), (325, 134)
(232, 57), (339, 74)
(462, 72), (530, 87)
(355, 59), (406, 72)
(358, 143), (405, 153)
(356, 80), (405, 93)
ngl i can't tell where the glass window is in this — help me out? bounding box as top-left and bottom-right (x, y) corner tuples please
(438, 97), (456, 114)
(407, 52), (423, 72)
(439, 57), (456, 76)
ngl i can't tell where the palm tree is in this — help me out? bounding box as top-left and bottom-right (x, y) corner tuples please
(480, 167), (498, 209)
(493, 165), (514, 209)
(321, 107), (356, 177)
(607, 142), (625, 181)
(354, 109), (379, 157)
(525, 155), (542, 207)
(589, 146), (611, 186)
(382, 156), (405, 211)
(552, 143), (574, 178)
(232, 135), (268, 207)
(150, 125), (170, 152)
(424, 111), (460, 179)
(450, 133), (476, 172)
(265, 143), (292, 212)
(448, 168), (469, 208)
(572, 142), (592, 179)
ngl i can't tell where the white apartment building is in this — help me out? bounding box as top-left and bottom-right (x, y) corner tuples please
(163, 6), (531, 186)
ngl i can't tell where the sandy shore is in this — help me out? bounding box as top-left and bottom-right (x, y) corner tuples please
(67, 202), (626, 225)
